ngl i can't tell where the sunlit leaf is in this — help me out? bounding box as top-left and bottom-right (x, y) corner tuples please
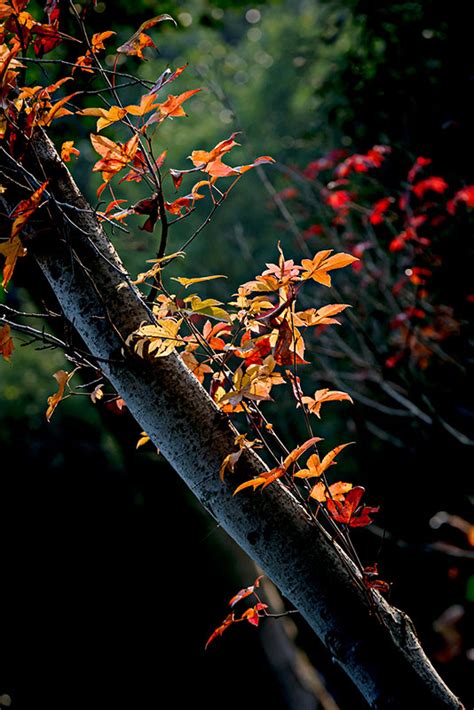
(46, 369), (73, 421)
(172, 274), (227, 288)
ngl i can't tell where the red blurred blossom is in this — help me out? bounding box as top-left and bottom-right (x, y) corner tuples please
(303, 149), (347, 179)
(412, 177), (448, 199)
(369, 196), (394, 225)
(447, 185), (474, 214)
(350, 241), (372, 272)
(389, 228), (416, 252)
(408, 156), (432, 183)
(275, 186), (299, 201)
(325, 190), (352, 210)
(303, 223), (324, 239)
(385, 352), (404, 368)
(335, 145), (390, 178)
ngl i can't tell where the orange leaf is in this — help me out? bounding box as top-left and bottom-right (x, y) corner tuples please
(38, 92), (79, 126)
(117, 14), (176, 59)
(91, 31), (115, 53)
(233, 466), (285, 495)
(146, 88), (201, 124)
(0, 323), (14, 361)
(310, 480), (353, 503)
(191, 133), (241, 167)
(0, 235), (27, 288)
(294, 442), (353, 480)
(293, 303), (350, 327)
(125, 92), (160, 117)
(91, 133), (139, 189)
(240, 604), (268, 627)
(205, 613), (235, 650)
(301, 388), (353, 418)
(61, 140), (80, 162)
(78, 105), (127, 131)
(10, 181), (48, 240)
(282, 436), (322, 470)
(45, 369), (73, 421)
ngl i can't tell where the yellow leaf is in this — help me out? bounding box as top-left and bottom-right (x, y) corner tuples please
(136, 432), (151, 449)
(172, 275), (227, 288)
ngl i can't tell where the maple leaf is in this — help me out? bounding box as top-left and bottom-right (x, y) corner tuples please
(228, 576), (263, 607)
(117, 14), (176, 59)
(205, 613), (235, 650)
(60, 140), (79, 162)
(326, 486), (379, 527)
(46, 369), (73, 421)
(301, 388), (353, 418)
(294, 442), (353, 480)
(300, 250), (358, 287)
(0, 323), (14, 361)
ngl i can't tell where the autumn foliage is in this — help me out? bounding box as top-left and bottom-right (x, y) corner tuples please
(2, 1), (471, 672)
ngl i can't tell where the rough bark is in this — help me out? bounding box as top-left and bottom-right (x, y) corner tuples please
(0, 130), (464, 708)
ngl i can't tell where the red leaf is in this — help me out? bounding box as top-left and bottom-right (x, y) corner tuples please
(326, 486), (379, 527)
(205, 613), (235, 649)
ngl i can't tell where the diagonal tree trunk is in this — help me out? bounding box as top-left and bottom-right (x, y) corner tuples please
(0, 129), (464, 708)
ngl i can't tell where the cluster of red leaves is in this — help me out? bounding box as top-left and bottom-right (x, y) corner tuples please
(274, 144), (473, 372)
